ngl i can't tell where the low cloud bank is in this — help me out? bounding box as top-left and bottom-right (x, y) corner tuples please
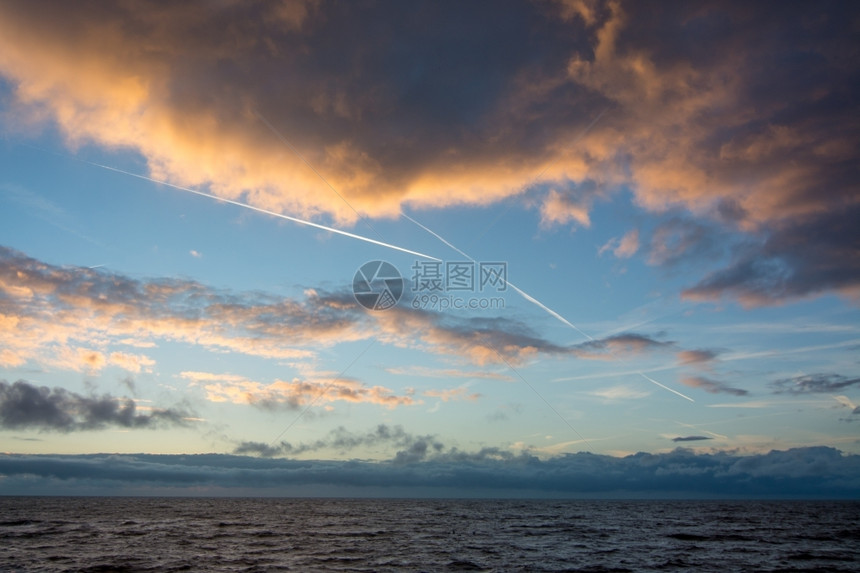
(1, 446), (857, 498)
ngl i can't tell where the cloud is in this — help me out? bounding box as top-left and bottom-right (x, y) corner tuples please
(0, 247), (676, 373)
(588, 385), (649, 401)
(189, 250), (202, 258)
(181, 371), (416, 410)
(0, 1), (855, 305)
(683, 206), (860, 306)
(770, 373), (860, 395)
(0, 446), (857, 497)
(384, 366), (512, 381)
(233, 424), (443, 461)
(0, 0), (607, 223)
(647, 217), (726, 268)
(599, 228), (639, 258)
(681, 375), (748, 396)
(570, 333), (673, 361)
(540, 189), (592, 228)
(423, 387), (482, 402)
(677, 349), (719, 366)
(672, 436), (712, 443)
(0, 379), (193, 432)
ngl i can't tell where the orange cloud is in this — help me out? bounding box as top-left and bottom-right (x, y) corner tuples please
(181, 370), (416, 410)
(1, 1), (855, 303)
(424, 387), (482, 402)
(599, 228), (639, 259)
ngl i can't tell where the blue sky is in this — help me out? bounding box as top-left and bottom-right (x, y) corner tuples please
(0, 0), (858, 497)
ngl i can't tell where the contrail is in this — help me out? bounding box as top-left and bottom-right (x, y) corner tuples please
(83, 160), (440, 261)
(639, 372), (695, 402)
(403, 211), (693, 402)
(402, 212), (593, 340)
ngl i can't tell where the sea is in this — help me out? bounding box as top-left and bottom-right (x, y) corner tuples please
(1, 497), (858, 572)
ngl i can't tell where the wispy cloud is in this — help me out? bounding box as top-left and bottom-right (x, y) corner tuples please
(0, 247), (677, 373)
(385, 366), (512, 381)
(599, 229), (639, 259)
(423, 387), (481, 402)
(681, 376), (748, 397)
(181, 371), (416, 410)
(771, 373), (860, 395)
(677, 349), (719, 366)
(588, 385), (650, 401)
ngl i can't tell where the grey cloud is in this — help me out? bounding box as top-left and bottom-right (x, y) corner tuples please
(770, 373), (860, 395)
(648, 217), (729, 268)
(683, 206), (860, 306)
(0, 380), (193, 432)
(672, 436), (712, 442)
(0, 446), (857, 498)
(233, 424), (443, 462)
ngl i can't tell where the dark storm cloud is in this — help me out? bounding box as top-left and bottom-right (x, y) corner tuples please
(672, 436), (713, 443)
(770, 373), (860, 395)
(0, 446), (857, 498)
(0, 380), (193, 431)
(0, 0), (857, 306)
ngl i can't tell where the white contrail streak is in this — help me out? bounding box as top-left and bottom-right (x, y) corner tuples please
(402, 212), (593, 340)
(84, 161), (440, 261)
(639, 372), (695, 402)
(403, 211), (694, 402)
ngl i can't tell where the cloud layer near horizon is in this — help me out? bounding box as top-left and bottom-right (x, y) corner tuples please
(0, 0), (857, 305)
(0, 446), (857, 497)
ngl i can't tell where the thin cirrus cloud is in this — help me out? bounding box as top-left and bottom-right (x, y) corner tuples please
(0, 1), (856, 305)
(0, 247), (678, 376)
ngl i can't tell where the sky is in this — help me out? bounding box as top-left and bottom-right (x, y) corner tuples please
(0, 0), (858, 498)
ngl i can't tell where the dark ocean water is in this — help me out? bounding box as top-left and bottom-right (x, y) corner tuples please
(0, 498), (858, 572)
